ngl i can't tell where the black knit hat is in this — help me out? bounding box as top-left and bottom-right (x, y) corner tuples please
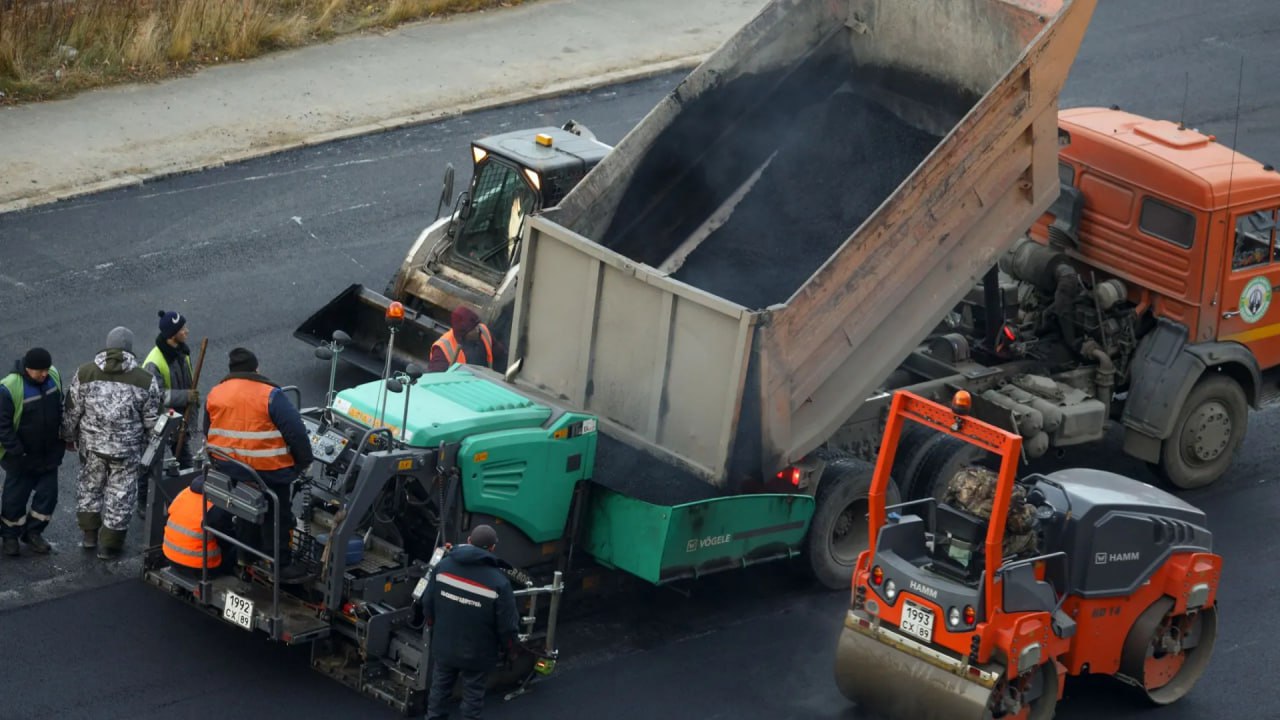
(22, 347), (52, 371)
(158, 310), (187, 340)
(228, 347), (258, 373)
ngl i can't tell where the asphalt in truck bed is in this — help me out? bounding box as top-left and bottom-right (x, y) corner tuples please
(670, 91), (939, 309)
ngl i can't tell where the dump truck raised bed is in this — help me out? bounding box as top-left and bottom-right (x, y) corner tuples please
(142, 0), (1099, 713)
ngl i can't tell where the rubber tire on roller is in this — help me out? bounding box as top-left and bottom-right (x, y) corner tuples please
(986, 661), (1058, 720)
(806, 458), (901, 590)
(1120, 596), (1218, 705)
(1155, 375), (1247, 490)
(908, 435), (991, 504)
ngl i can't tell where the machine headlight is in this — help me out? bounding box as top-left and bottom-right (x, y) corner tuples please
(949, 607), (962, 627)
(884, 580), (897, 601)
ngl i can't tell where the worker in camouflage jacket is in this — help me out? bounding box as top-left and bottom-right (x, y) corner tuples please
(61, 327), (162, 559)
(942, 466), (1038, 557)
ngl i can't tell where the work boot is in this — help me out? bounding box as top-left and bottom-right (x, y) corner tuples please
(78, 511), (102, 549)
(2, 538), (18, 557)
(21, 531), (51, 554)
(96, 527), (127, 561)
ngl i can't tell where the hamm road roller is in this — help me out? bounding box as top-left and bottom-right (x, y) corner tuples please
(835, 390), (1221, 719)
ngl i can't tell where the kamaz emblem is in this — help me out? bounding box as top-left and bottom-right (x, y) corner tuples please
(687, 534), (732, 552)
(1095, 551), (1140, 564)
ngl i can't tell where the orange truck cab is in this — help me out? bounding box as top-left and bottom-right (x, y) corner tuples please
(1029, 107), (1280, 486)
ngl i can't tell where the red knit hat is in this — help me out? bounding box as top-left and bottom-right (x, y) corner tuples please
(450, 306), (480, 335)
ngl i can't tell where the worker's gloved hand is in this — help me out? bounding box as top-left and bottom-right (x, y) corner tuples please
(185, 389), (201, 407)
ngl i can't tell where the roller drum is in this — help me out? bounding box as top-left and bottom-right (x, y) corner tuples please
(835, 621), (993, 720)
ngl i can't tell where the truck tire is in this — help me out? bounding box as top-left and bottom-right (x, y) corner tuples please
(806, 459), (900, 590)
(1155, 375), (1247, 490)
(890, 423), (938, 499)
(909, 436), (990, 503)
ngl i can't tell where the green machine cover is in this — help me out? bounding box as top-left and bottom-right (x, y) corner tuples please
(332, 367), (597, 544)
(583, 487), (815, 584)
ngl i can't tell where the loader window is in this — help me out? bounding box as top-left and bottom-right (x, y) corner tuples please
(454, 160), (538, 274)
(1139, 198), (1196, 249)
(1232, 210), (1277, 270)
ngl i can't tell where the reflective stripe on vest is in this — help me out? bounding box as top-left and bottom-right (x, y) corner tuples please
(431, 325), (494, 367)
(163, 488), (222, 569)
(205, 378), (293, 471)
(144, 346), (192, 390)
(0, 367), (60, 462)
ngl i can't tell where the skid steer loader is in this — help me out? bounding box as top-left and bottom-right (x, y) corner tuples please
(835, 390), (1221, 719)
(294, 121), (610, 374)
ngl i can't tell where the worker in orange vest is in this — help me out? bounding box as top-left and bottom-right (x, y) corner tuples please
(163, 474), (233, 577)
(428, 306), (499, 373)
(203, 347), (314, 581)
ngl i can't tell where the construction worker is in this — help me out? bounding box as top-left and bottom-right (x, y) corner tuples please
(203, 347), (314, 581)
(163, 473), (233, 577)
(428, 306), (497, 373)
(0, 348), (65, 557)
(62, 327), (163, 559)
(141, 309), (199, 512)
(418, 524), (519, 720)
(942, 466), (1039, 557)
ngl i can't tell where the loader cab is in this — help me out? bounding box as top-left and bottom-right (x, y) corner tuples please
(1037, 107), (1280, 363)
(447, 128), (610, 282)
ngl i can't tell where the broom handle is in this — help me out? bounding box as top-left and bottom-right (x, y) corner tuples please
(173, 337), (208, 459)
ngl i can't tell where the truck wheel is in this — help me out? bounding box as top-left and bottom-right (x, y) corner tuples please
(910, 436), (990, 503)
(890, 423), (938, 499)
(806, 459), (900, 590)
(1156, 375), (1247, 490)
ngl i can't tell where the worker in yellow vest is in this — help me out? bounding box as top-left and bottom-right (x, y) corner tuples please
(0, 348), (65, 557)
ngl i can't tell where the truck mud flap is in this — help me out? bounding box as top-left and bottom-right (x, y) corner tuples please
(294, 283), (446, 375)
(581, 487), (814, 584)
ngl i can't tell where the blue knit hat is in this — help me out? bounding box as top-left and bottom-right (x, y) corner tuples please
(158, 310), (187, 340)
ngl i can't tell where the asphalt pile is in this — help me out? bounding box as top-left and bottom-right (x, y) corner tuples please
(669, 90), (940, 309)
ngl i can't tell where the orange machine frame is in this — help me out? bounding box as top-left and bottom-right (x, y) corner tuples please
(856, 389), (1222, 688)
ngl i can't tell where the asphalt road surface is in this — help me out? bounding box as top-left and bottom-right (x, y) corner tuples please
(2, 0), (1280, 718)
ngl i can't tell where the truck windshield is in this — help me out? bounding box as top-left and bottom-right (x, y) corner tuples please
(453, 160), (538, 274)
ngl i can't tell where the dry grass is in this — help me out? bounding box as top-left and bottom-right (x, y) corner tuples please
(0, 0), (527, 104)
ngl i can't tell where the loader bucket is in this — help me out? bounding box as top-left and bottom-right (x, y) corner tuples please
(293, 284), (446, 375)
(834, 618), (992, 720)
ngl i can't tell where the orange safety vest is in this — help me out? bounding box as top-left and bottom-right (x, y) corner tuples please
(205, 378), (294, 471)
(433, 324), (494, 367)
(163, 487), (221, 569)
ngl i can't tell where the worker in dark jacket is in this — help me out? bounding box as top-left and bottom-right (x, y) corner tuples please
(420, 525), (519, 720)
(143, 310), (198, 460)
(0, 348), (66, 557)
(428, 306), (504, 373)
(204, 347), (314, 581)
(141, 309), (199, 511)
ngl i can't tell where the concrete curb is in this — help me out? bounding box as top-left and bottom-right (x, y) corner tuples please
(0, 55), (702, 217)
